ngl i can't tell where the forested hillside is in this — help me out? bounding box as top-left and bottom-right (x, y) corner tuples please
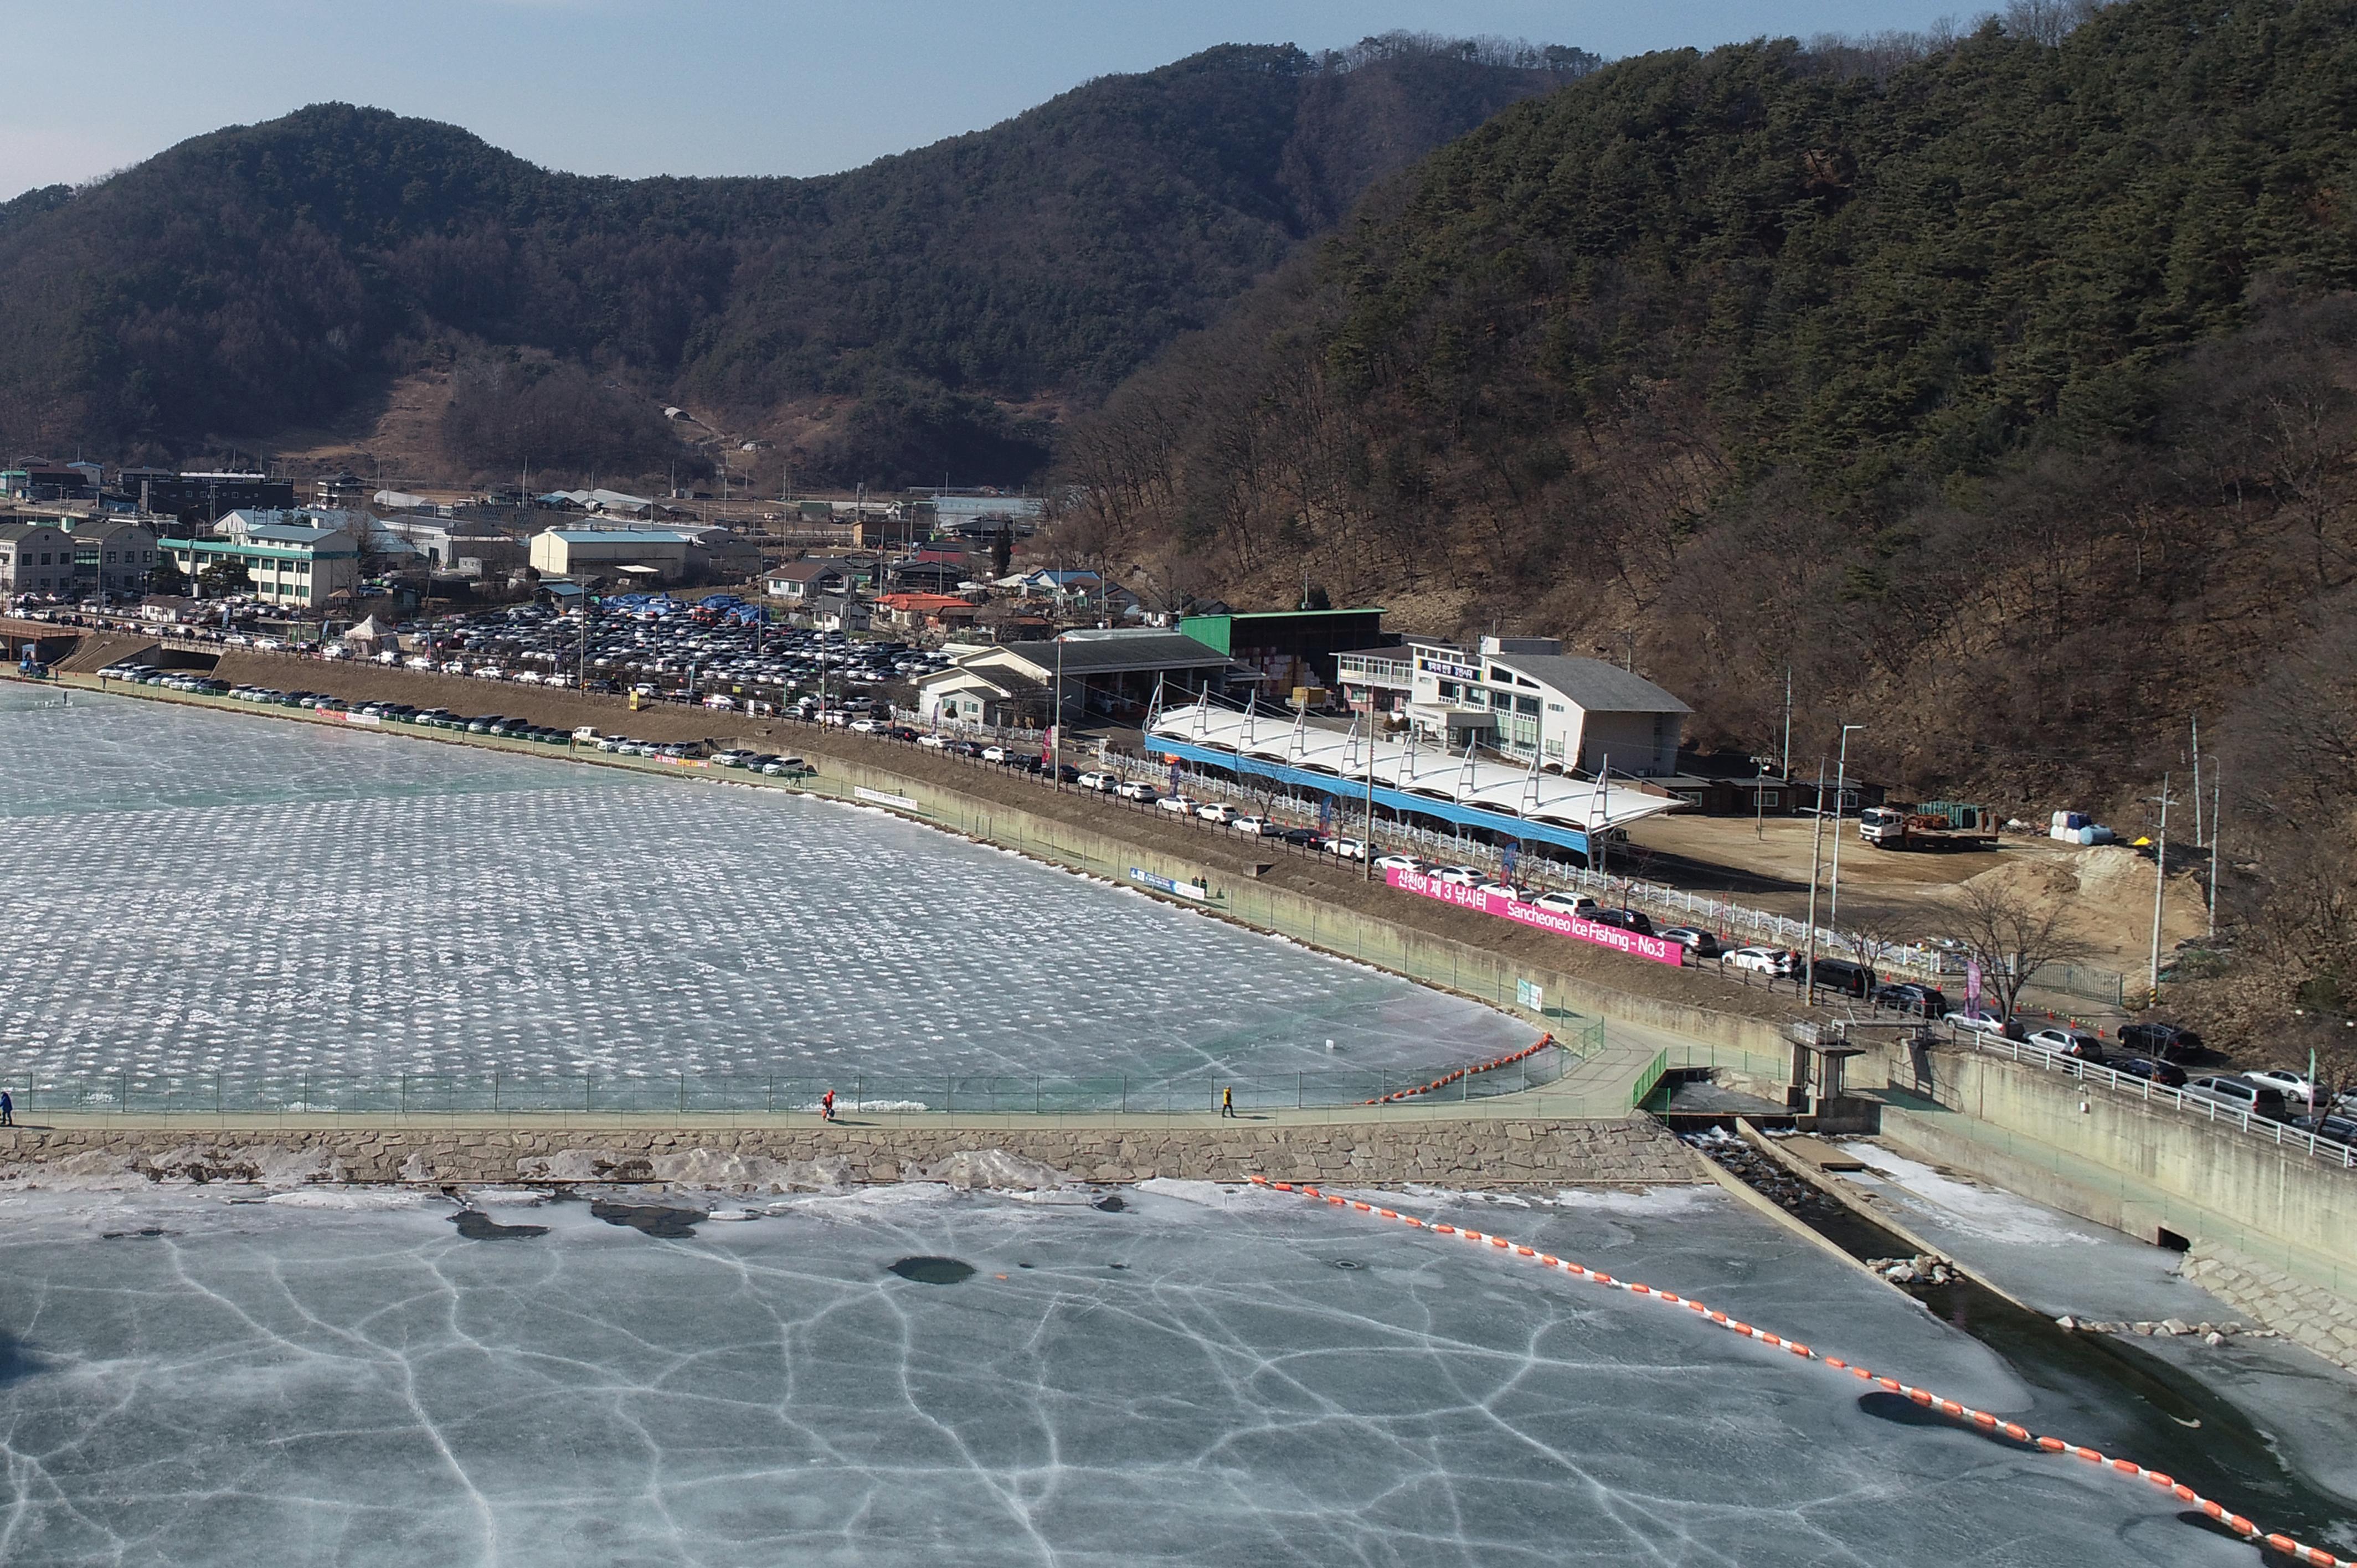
(1053, 0), (2357, 1039)
(0, 35), (1591, 486)
(1060, 0), (2356, 780)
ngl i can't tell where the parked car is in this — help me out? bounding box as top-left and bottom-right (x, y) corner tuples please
(1871, 981), (1950, 1017)
(1801, 956), (1876, 998)
(1373, 853), (1422, 873)
(1432, 865), (1484, 886)
(1588, 907), (1657, 937)
(1157, 795), (1199, 815)
(2243, 1069), (2315, 1105)
(1322, 836), (1368, 860)
(1946, 1009), (2011, 1038)
(1197, 803), (1239, 825)
(710, 750), (756, 768)
(1075, 772), (1119, 793)
(2117, 1022), (2203, 1060)
(2026, 1027), (2105, 1062)
(1277, 827), (1324, 847)
(2183, 1075), (2292, 1122)
(980, 745), (1012, 763)
(2293, 1112), (2357, 1146)
(1730, 946), (1794, 976)
(1658, 927), (1723, 957)
(848, 718), (881, 733)
(1533, 890), (1598, 918)
(1229, 815), (1277, 835)
(2113, 1055), (2187, 1087)
(918, 734), (949, 749)
(1114, 781), (1158, 802)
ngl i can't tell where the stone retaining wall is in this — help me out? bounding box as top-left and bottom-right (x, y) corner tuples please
(2183, 1241), (2357, 1374)
(0, 1119), (1697, 1189)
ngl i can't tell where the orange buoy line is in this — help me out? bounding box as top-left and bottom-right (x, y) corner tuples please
(1361, 1033), (1554, 1105)
(1247, 1174), (2351, 1568)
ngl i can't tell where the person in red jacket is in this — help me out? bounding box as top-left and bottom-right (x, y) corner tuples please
(820, 1088), (836, 1123)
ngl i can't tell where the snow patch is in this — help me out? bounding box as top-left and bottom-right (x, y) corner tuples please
(648, 1149), (850, 1193)
(1838, 1142), (2102, 1248)
(916, 1149), (1069, 1192)
(263, 1188), (435, 1211)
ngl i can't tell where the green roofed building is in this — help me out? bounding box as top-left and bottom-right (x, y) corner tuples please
(1176, 608), (1388, 698)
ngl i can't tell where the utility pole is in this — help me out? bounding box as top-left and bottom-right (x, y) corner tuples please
(1828, 724), (1864, 929)
(2148, 773), (2179, 1003)
(1050, 635), (1065, 788)
(1802, 757), (1827, 1005)
(1594, 754), (1611, 883)
(1363, 716), (1377, 883)
(2208, 767), (2222, 938)
(2191, 713), (2203, 847)
(1782, 667), (1792, 780)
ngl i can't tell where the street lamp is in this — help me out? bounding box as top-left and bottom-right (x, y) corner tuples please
(1827, 724), (1865, 930)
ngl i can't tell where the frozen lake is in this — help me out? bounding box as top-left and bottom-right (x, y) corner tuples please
(0, 687), (1530, 1099)
(0, 1180), (2280, 1568)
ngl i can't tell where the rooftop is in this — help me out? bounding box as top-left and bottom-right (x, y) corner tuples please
(1484, 653), (1692, 715)
(1007, 632), (1230, 674)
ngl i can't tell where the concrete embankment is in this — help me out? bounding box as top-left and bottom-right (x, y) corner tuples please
(0, 1116), (1699, 1189)
(1850, 1037), (2357, 1371)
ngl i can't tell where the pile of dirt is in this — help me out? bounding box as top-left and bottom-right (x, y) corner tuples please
(1926, 846), (2207, 972)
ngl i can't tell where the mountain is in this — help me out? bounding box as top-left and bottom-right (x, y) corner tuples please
(0, 35), (1594, 485)
(1059, 0), (2357, 782)
(1055, 0), (2357, 1038)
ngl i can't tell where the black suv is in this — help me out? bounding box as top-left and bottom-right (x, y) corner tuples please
(1804, 957), (1877, 998)
(1588, 908), (1656, 936)
(2118, 1022), (2204, 1060)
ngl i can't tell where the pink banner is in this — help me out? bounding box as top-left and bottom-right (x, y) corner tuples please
(1385, 867), (1686, 966)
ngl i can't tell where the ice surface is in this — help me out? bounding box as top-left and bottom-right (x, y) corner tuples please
(0, 688), (1529, 1096)
(0, 1184), (2263, 1567)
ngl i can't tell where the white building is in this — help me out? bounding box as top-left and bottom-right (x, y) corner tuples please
(1344, 635), (1689, 776)
(0, 521), (75, 596)
(528, 529), (691, 580)
(161, 516), (363, 607)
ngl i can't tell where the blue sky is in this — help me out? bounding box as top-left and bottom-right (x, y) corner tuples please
(5, 0), (1977, 195)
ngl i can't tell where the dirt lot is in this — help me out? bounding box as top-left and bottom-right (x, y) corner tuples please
(86, 647), (1820, 1028)
(1627, 809), (2209, 975)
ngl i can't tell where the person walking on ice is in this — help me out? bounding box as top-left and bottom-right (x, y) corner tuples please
(0, 1089), (11, 1127)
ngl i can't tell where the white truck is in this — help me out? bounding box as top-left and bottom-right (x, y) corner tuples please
(1858, 806), (1998, 852)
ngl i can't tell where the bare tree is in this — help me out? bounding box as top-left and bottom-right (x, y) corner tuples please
(1946, 878), (2099, 1022)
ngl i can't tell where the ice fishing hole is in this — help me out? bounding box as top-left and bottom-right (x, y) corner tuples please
(890, 1256), (977, 1285)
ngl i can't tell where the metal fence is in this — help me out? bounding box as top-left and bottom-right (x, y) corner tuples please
(1948, 1029), (2357, 1172)
(1630, 1049), (1670, 1110)
(1, 1033), (1600, 1120)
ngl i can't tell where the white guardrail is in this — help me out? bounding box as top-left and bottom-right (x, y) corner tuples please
(1952, 1029), (2357, 1172)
